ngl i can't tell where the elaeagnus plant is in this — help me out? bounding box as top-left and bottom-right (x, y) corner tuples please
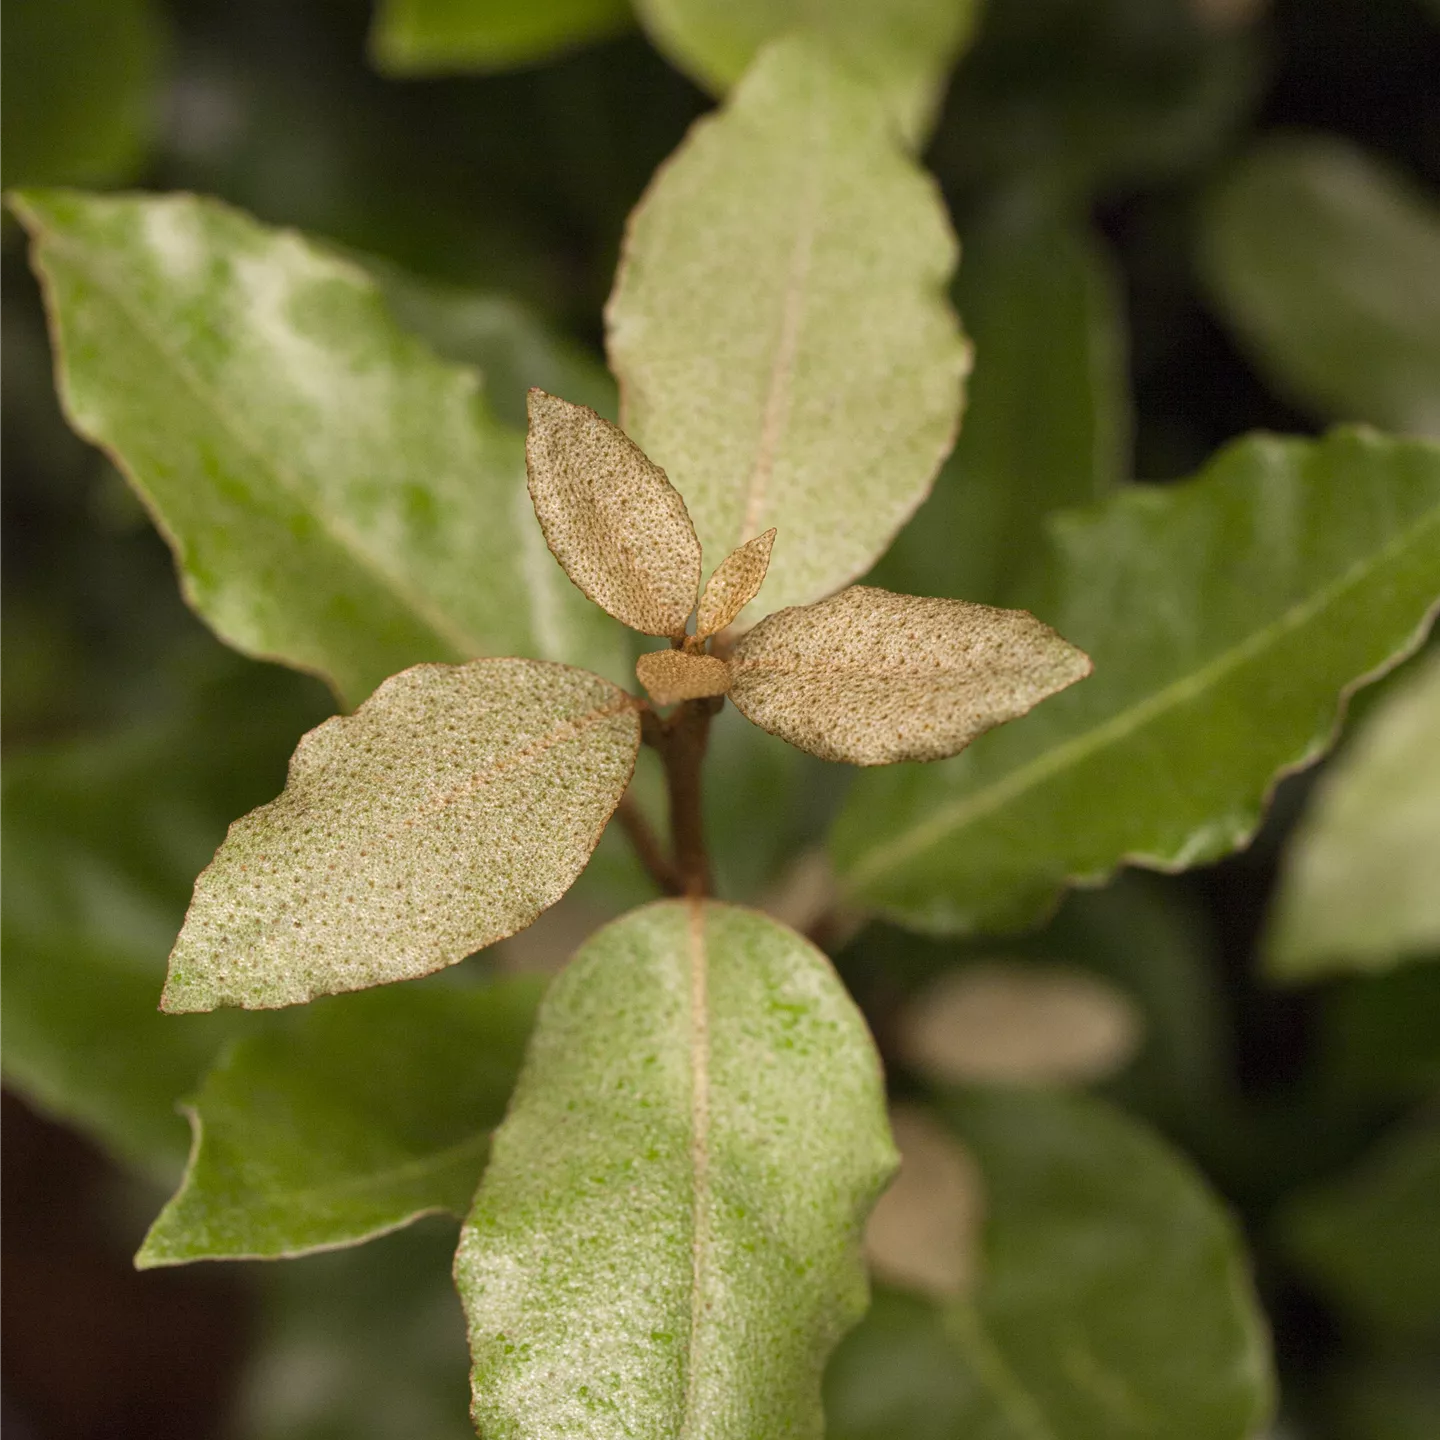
(143, 367), (1090, 1426)
(9, 5), (1440, 1437)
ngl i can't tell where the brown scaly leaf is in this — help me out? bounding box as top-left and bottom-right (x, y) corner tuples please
(526, 389), (702, 638)
(635, 649), (732, 706)
(695, 528), (776, 640)
(727, 585), (1092, 765)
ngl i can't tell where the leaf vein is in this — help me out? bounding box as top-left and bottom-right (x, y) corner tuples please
(681, 897), (711, 1435)
(739, 131), (824, 548)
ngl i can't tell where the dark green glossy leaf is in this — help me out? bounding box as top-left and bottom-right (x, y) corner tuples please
(237, 1224), (476, 1440)
(633, 0), (982, 145)
(13, 189), (628, 706)
(1328, 1355), (1440, 1440)
(827, 1089), (1274, 1440)
(0, 664), (328, 1175)
(455, 899), (896, 1436)
(371, 0), (631, 74)
(1318, 965), (1440, 1102)
(933, 0), (1261, 199)
(2, 0), (166, 188)
(833, 429), (1440, 935)
(1281, 1113), (1440, 1340)
(1200, 135), (1440, 436)
(1265, 650), (1440, 980)
(137, 978), (543, 1266)
(872, 204), (1128, 607)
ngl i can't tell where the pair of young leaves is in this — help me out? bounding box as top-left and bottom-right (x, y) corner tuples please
(161, 390), (1089, 1014)
(529, 387), (1091, 765)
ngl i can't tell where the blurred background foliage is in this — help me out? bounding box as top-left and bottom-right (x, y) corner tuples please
(3, 0), (1438, 1436)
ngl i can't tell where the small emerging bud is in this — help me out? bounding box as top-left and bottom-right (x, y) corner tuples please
(636, 649), (732, 707)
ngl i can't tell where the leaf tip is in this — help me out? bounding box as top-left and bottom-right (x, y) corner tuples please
(158, 979), (211, 1015)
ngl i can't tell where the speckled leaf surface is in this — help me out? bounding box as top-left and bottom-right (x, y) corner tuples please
(606, 37), (969, 627)
(1200, 135), (1440, 437)
(728, 585), (1091, 765)
(454, 900), (896, 1437)
(636, 649), (731, 706)
(371, 0), (631, 74)
(12, 189), (625, 706)
(833, 429), (1440, 934)
(137, 979), (543, 1266)
(1266, 652), (1440, 981)
(696, 528), (775, 640)
(632, 0), (981, 144)
(525, 390), (702, 638)
(827, 1090), (1274, 1440)
(163, 659), (640, 1013)
(872, 208), (1129, 608)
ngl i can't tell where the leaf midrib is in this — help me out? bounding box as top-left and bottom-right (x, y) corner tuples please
(736, 95), (825, 551)
(408, 693), (637, 823)
(31, 210), (492, 668)
(681, 897), (712, 1436)
(844, 498), (1440, 890)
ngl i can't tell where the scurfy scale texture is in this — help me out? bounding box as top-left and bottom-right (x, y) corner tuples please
(728, 585), (1092, 765)
(455, 900), (896, 1438)
(636, 649), (732, 706)
(606, 38), (969, 625)
(526, 389), (702, 638)
(162, 659), (640, 1012)
(695, 527), (776, 639)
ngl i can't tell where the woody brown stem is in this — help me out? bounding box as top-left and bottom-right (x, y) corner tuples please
(615, 793), (684, 896)
(641, 696), (721, 898)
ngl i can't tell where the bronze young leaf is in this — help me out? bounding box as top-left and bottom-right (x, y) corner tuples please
(726, 586), (1092, 765)
(163, 660), (640, 1012)
(695, 527), (777, 640)
(525, 388), (703, 638)
(636, 649), (732, 706)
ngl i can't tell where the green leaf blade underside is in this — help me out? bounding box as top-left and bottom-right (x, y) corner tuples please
(1280, 1112), (1440, 1341)
(606, 36), (969, 626)
(2, 0), (166, 189)
(871, 206), (1129, 608)
(632, 0), (982, 146)
(0, 667), (329, 1177)
(827, 1089), (1274, 1440)
(163, 659), (640, 1013)
(371, 0), (631, 75)
(13, 189), (625, 706)
(833, 428), (1440, 934)
(1266, 651), (1440, 981)
(455, 899), (896, 1437)
(136, 978), (544, 1267)
(1200, 135), (1440, 437)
